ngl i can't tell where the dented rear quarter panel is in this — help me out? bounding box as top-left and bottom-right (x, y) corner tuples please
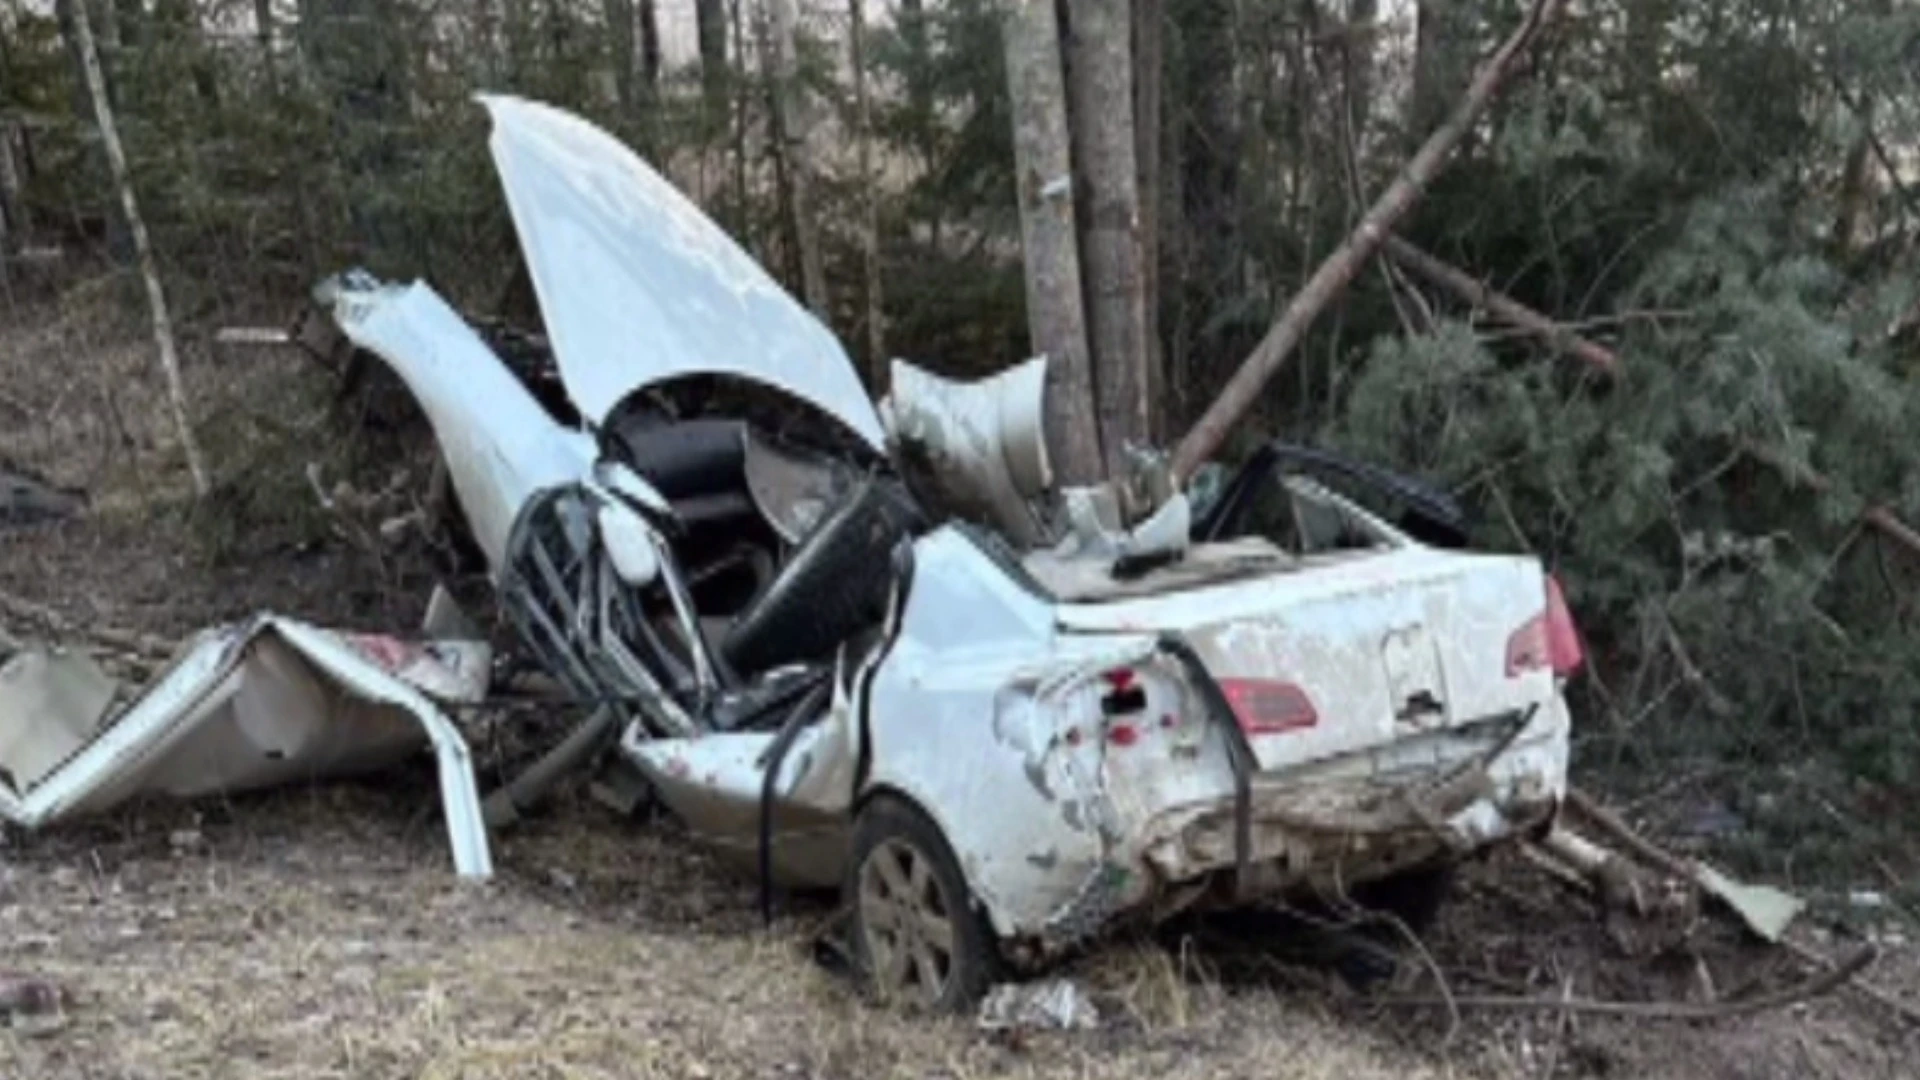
(863, 528), (1159, 941)
(863, 529), (1570, 949)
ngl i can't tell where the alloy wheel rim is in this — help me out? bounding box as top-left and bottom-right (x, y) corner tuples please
(857, 836), (958, 1007)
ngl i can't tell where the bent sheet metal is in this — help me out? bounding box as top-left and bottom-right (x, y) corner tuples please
(0, 614), (493, 878)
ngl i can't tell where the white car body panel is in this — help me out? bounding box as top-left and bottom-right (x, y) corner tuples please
(324, 276), (597, 575)
(479, 94), (887, 450)
(0, 615), (493, 879)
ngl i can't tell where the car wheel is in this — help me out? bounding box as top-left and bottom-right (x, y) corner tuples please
(848, 796), (998, 1012)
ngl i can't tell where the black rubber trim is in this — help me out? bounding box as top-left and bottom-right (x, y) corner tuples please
(1155, 634), (1256, 899)
(757, 678), (833, 927)
(1196, 441), (1468, 547)
(851, 536), (916, 796)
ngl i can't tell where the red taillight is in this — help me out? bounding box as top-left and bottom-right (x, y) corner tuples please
(1507, 574), (1584, 678)
(1218, 678), (1318, 735)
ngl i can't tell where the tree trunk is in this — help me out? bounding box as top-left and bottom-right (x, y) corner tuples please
(898, 0), (939, 244)
(849, 0), (886, 383)
(1173, 0), (1564, 482)
(638, 0), (660, 88)
(1834, 116), (1872, 259)
(1175, 0), (1239, 385)
(727, 0), (749, 237)
(1133, 0), (1164, 440)
(54, 0), (130, 260)
(1409, 0), (1474, 144)
(696, 0), (728, 112)
(0, 126), (14, 264)
(0, 123), (22, 252)
(1065, 0), (1151, 479)
(764, 0), (829, 319)
(253, 0), (274, 67)
(604, 0), (636, 110)
(1345, 0), (1377, 139)
(1003, 0), (1102, 486)
(470, 0), (497, 78)
(899, 0), (935, 163)
(71, 0), (210, 496)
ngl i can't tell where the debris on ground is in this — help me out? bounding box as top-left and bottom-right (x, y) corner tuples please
(0, 613), (493, 878)
(0, 463), (84, 529)
(0, 973), (64, 1020)
(977, 979), (1102, 1033)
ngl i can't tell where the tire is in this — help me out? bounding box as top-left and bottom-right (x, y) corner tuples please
(847, 795), (999, 1012)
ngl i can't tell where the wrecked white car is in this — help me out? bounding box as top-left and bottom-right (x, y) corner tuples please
(312, 94), (1583, 1010)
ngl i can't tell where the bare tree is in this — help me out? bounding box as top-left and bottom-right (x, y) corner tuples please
(1132, 0), (1165, 436)
(71, 0), (209, 495)
(1409, 0), (1475, 143)
(605, 0), (636, 110)
(638, 0), (660, 89)
(1345, 0), (1378, 137)
(0, 124), (22, 255)
(696, 0), (728, 111)
(1175, 0), (1240, 390)
(1065, 0), (1152, 478)
(1003, 0), (1102, 485)
(764, 0), (829, 318)
(849, 0), (886, 381)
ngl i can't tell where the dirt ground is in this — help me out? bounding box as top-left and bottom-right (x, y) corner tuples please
(3, 309), (1918, 1078)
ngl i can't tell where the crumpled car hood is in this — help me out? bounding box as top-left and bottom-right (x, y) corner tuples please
(480, 94), (886, 451)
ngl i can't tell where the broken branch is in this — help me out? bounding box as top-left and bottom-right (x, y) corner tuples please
(1382, 234), (1622, 377)
(1171, 0), (1566, 481)
(1370, 238), (1920, 565)
(1380, 942), (1875, 1020)
(1740, 441), (1920, 563)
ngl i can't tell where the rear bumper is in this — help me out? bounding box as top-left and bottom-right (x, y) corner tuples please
(1139, 701), (1566, 894)
(1007, 688), (1571, 959)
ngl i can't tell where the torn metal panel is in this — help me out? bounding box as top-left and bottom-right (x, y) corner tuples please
(478, 94), (886, 450)
(0, 615), (493, 879)
(320, 273), (597, 575)
(881, 357), (1052, 547)
(623, 653), (866, 888)
(0, 650), (117, 791)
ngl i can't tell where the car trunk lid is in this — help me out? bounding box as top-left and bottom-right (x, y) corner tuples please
(1057, 546), (1560, 772)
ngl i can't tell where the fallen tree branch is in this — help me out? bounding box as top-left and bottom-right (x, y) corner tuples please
(1382, 234), (1621, 377)
(1565, 787), (1692, 879)
(1370, 240), (1920, 564)
(1564, 787), (1918, 1027)
(1783, 939), (1920, 1029)
(1379, 942), (1875, 1020)
(1171, 0), (1567, 481)
(1739, 441), (1920, 563)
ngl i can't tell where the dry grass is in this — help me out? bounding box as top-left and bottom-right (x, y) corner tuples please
(0, 786), (1462, 1080)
